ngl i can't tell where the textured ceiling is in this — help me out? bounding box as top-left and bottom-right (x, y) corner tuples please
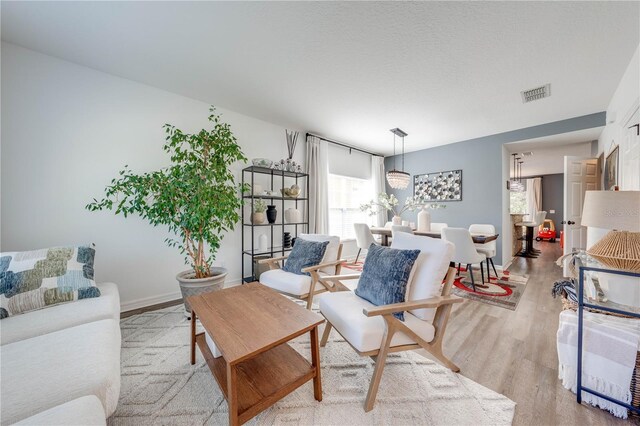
(2, 1), (638, 155)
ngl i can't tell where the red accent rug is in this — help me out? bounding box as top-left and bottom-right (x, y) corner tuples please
(451, 267), (528, 311)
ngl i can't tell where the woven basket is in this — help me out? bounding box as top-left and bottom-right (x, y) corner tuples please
(561, 295), (640, 417)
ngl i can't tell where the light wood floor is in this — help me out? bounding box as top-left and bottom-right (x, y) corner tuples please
(432, 242), (631, 425)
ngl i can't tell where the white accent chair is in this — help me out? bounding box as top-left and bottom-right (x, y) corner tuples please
(469, 224), (498, 280)
(259, 234), (344, 309)
(391, 224), (412, 237)
(442, 227), (486, 291)
(353, 223), (378, 264)
(318, 232), (462, 411)
(430, 223), (449, 233)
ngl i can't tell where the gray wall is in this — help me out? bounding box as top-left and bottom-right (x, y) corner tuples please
(540, 174), (564, 228)
(385, 112), (605, 264)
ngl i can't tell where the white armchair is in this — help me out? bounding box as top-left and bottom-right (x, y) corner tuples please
(318, 232), (462, 411)
(259, 234), (344, 309)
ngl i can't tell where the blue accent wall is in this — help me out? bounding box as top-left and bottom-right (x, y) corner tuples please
(384, 112), (605, 263)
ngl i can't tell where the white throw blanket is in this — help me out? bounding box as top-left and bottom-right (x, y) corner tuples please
(557, 309), (640, 419)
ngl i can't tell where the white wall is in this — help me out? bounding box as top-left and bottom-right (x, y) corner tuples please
(598, 45), (640, 190)
(1, 43), (305, 311)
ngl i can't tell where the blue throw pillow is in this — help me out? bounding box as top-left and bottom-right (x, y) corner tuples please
(355, 244), (420, 321)
(283, 239), (329, 276)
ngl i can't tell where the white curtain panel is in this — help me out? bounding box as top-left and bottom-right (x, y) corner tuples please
(525, 177), (543, 217)
(306, 135), (329, 233)
(371, 155), (386, 227)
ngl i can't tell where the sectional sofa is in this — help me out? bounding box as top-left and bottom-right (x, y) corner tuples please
(0, 283), (121, 425)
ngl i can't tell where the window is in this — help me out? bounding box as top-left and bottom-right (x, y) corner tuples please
(510, 190), (527, 214)
(328, 174), (373, 240)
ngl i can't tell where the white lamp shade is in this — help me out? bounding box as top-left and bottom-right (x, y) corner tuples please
(581, 191), (640, 231)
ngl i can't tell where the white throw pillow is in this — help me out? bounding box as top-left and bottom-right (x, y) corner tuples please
(299, 234), (341, 274)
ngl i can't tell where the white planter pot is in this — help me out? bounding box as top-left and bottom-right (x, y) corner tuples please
(284, 208), (302, 223)
(176, 267), (227, 317)
(417, 208), (431, 232)
(258, 234), (268, 252)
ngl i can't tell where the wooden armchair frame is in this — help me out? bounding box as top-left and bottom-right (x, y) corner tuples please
(258, 244), (345, 309)
(319, 262), (463, 411)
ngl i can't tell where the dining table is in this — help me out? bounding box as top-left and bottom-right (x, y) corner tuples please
(369, 226), (499, 247)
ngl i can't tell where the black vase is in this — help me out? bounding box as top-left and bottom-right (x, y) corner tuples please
(266, 205), (277, 224)
(283, 232), (292, 248)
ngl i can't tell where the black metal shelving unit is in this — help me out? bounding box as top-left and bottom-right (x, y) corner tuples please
(241, 166), (309, 283)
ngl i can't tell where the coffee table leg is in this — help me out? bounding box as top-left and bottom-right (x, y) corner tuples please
(227, 363), (239, 426)
(310, 326), (322, 401)
(190, 311), (196, 365)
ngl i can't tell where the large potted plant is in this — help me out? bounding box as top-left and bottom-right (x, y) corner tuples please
(87, 107), (248, 315)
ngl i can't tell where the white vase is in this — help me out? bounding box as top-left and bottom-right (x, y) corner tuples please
(258, 234), (268, 252)
(392, 215), (402, 225)
(417, 208), (431, 232)
(284, 208), (302, 223)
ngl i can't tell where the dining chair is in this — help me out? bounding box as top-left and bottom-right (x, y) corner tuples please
(469, 224), (498, 279)
(353, 223), (378, 264)
(259, 234), (344, 309)
(384, 221), (393, 229)
(430, 223), (449, 233)
(317, 232), (461, 411)
(441, 227), (486, 291)
(391, 225), (412, 237)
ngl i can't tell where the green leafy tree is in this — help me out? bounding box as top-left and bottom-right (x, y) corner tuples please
(87, 107), (248, 278)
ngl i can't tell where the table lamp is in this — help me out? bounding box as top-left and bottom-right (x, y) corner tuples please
(581, 190), (640, 271)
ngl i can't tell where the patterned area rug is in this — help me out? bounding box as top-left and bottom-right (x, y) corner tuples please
(452, 267), (528, 311)
(109, 304), (515, 425)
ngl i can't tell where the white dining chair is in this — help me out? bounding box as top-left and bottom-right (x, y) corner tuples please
(353, 223), (378, 264)
(441, 227), (486, 291)
(384, 221), (393, 229)
(469, 224), (498, 279)
(391, 225), (412, 237)
(430, 223), (449, 233)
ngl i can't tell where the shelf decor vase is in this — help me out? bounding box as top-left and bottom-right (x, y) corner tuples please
(283, 232), (292, 248)
(284, 208), (302, 223)
(251, 212), (265, 224)
(417, 208), (431, 232)
(266, 205), (277, 224)
(392, 215), (402, 225)
(258, 234), (268, 252)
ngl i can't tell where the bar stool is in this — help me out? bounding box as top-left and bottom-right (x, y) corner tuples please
(516, 211), (546, 258)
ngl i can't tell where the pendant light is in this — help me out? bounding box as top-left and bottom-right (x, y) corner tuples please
(510, 154), (523, 191)
(386, 128), (410, 189)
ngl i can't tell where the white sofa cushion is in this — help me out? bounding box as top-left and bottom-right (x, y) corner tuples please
(319, 291), (435, 353)
(260, 269), (324, 296)
(299, 234), (340, 274)
(391, 232), (454, 321)
(0, 282), (120, 345)
(1, 319), (121, 425)
(14, 395), (106, 426)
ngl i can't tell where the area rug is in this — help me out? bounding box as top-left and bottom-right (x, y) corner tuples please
(340, 260), (364, 272)
(451, 266), (528, 311)
(109, 304), (515, 425)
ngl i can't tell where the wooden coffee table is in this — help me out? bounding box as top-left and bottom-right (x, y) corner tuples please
(188, 282), (325, 425)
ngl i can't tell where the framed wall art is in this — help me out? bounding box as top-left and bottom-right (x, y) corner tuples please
(414, 169), (462, 202)
(604, 144), (619, 190)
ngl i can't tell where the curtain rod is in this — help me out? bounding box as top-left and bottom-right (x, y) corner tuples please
(305, 132), (383, 157)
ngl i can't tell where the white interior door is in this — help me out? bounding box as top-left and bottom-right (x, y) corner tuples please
(563, 156), (599, 276)
(621, 106), (640, 190)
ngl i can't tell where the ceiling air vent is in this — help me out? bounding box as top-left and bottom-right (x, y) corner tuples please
(521, 84), (550, 103)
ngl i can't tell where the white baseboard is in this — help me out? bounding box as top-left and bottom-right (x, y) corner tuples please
(120, 290), (182, 313)
(120, 277), (243, 313)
